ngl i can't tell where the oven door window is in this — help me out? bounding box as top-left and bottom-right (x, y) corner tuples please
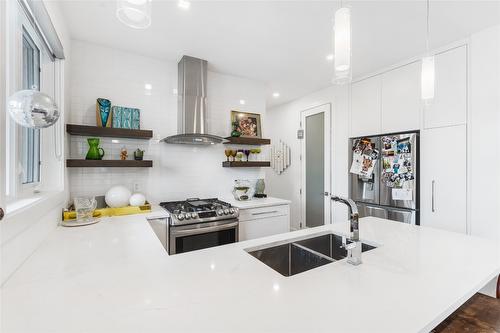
(175, 229), (236, 254)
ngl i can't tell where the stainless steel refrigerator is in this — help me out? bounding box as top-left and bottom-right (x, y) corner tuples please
(349, 131), (419, 225)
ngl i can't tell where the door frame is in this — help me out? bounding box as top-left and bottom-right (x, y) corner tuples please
(300, 103), (331, 228)
(0, 0), (6, 222)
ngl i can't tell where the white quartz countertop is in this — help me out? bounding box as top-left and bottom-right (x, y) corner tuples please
(221, 196), (291, 209)
(2, 212), (499, 333)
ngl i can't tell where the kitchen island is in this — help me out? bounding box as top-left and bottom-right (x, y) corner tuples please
(1, 211), (499, 333)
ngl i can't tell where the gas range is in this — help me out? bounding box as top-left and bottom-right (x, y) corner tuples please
(160, 198), (239, 226)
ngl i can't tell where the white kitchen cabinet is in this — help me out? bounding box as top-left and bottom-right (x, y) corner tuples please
(420, 125), (467, 233)
(238, 204), (290, 241)
(423, 45), (467, 129)
(351, 76), (382, 137)
(381, 61), (421, 133)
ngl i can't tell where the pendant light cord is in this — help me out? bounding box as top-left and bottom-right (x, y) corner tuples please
(426, 0), (430, 52)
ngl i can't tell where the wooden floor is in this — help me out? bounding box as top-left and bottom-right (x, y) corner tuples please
(432, 294), (500, 333)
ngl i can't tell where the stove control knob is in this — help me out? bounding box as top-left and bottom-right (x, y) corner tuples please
(184, 213), (191, 220)
(177, 214), (185, 221)
(217, 209), (224, 216)
(191, 213), (198, 219)
(229, 208), (235, 214)
(223, 209), (229, 215)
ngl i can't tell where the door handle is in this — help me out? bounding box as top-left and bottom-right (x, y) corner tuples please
(171, 221), (238, 237)
(431, 180), (436, 213)
(324, 192), (329, 196)
(0, 207), (4, 221)
(251, 211), (278, 216)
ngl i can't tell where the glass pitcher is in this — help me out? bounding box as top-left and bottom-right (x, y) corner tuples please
(74, 197), (97, 222)
(85, 138), (105, 160)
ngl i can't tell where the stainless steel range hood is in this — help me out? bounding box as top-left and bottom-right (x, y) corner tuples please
(162, 55), (224, 145)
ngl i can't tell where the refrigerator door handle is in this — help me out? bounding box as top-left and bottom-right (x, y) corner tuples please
(431, 180), (436, 213)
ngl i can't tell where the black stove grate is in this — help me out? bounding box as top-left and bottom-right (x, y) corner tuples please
(160, 198), (231, 214)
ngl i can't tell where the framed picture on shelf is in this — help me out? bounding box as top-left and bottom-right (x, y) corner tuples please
(231, 111), (262, 138)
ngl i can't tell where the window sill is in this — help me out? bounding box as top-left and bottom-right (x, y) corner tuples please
(5, 191), (66, 218)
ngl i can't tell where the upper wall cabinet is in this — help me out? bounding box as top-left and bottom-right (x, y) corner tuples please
(381, 61), (421, 133)
(350, 76), (381, 137)
(423, 45), (467, 129)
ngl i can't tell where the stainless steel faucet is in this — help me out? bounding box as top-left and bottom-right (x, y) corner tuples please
(331, 195), (362, 265)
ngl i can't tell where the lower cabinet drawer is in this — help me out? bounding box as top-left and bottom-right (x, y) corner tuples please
(238, 204), (289, 222)
(239, 214), (289, 241)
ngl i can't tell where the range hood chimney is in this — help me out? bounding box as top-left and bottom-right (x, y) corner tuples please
(162, 55), (224, 145)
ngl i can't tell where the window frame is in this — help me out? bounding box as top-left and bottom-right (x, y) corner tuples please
(19, 26), (41, 187)
(6, 3), (47, 201)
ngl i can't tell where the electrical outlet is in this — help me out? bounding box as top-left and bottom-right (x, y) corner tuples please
(133, 183), (141, 192)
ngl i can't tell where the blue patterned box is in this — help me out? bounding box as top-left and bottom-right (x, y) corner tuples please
(131, 109), (140, 129)
(111, 106), (122, 128)
(110, 106), (139, 129)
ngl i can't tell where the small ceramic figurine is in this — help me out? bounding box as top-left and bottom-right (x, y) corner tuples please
(231, 121), (241, 137)
(120, 147), (128, 160)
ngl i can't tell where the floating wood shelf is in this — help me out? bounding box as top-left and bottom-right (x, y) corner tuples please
(222, 161), (270, 168)
(66, 124), (153, 140)
(224, 137), (271, 145)
(66, 159), (153, 168)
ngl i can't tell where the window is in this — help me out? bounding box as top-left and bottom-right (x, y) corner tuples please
(20, 28), (41, 185)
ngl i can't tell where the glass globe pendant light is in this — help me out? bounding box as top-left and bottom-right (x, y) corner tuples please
(421, 0), (435, 103)
(333, 2), (352, 84)
(116, 0), (152, 29)
(7, 89), (59, 129)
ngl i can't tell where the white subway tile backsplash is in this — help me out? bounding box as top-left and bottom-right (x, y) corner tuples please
(69, 40), (267, 203)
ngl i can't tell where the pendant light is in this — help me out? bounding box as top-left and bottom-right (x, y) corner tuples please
(333, 1), (352, 84)
(116, 0), (152, 29)
(7, 89), (59, 129)
(421, 0), (434, 102)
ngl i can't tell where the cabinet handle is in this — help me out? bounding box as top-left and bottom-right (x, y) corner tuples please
(251, 210), (279, 216)
(0, 207), (4, 221)
(431, 180), (436, 213)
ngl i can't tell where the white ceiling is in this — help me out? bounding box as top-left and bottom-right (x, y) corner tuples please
(59, 0), (500, 107)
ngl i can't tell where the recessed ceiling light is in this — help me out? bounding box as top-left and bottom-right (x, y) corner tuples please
(326, 54), (334, 61)
(172, 88), (178, 95)
(239, 99), (246, 105)
(144, 83), (152, 90)
(178, 0), (190, 10)
(272, 92), (280, 98)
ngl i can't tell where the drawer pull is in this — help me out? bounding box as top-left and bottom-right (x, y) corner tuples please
(251, 210), (279, 216)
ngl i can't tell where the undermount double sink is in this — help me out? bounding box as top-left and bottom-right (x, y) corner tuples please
(246, 233), (377, 276)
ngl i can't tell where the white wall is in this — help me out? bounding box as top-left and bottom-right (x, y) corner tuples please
(266, 85), (349, 230)
(68, 40), (266, 203)
(469, 25), (500, 297)
(469, 25), (500, 243)
(1, 0), (71, 285)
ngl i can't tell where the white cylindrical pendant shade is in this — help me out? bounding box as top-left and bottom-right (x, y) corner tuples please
(116, 0), (152, 29)
(421, 55), (435, 101)
(334, 7), (351, 83)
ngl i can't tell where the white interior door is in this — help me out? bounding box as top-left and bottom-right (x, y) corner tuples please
(300, 104), (331, 228)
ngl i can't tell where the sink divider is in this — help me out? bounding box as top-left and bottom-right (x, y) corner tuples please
(291, 243), (336, 263)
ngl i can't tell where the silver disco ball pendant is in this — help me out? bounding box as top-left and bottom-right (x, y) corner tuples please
(7, 90), (59, 128)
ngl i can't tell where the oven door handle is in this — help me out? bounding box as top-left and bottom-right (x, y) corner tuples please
(171, 221), (239, 237)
